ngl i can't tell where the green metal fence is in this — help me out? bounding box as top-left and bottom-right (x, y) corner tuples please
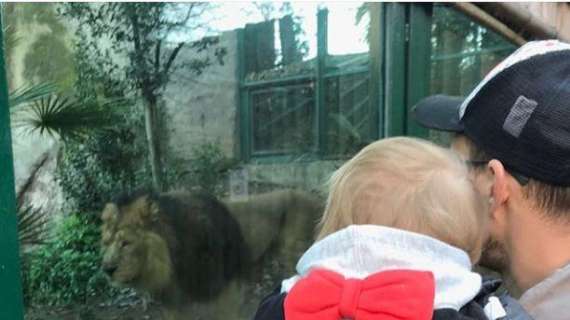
(0, 14), (25, 320)
(239, 3), (434, 162)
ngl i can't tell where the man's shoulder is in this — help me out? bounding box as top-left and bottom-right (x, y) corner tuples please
(520, 263), (570, 320)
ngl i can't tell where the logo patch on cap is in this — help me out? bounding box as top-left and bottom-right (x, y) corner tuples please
(503, 95), (537, 138)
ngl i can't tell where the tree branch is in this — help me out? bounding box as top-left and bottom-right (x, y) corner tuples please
(164, 3), (198, 35)
(155, 40), (162, 74)
(127, 7), (152, 95)
(162, 42), (185, 77)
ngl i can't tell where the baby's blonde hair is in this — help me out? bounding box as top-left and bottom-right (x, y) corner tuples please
(317, 137), (486, 263)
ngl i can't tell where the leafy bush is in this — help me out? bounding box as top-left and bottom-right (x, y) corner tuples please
(22, 213), (115, 306)
(185, 142), (236, 196)
(56, 122), (149, 212)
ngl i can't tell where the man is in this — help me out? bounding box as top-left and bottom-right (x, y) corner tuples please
(413, 40), (570, 319)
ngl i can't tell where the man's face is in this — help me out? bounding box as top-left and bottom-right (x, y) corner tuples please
(450, 135), (509, 272)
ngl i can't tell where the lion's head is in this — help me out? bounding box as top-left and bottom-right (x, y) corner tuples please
(100, 194), (173, 293)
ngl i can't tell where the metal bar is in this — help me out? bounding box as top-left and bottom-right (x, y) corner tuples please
(236, 28), (251, 161)
(316, 9), (328, 155)
(368, 3), (384, 139)
(431, 44), (514, 61)
(478, 3), (570, 43)
(257, 95), (313, 131)
(0, 15), (25, 320)
(383, 3), (407, 137)
(452, 3), (526, 46)
(322, 67), (369, 79)
(242, 74), (314, 88)
(242, 64), (367, 89)
(345, 96), (370, 120)
(406, 4), (432, 138)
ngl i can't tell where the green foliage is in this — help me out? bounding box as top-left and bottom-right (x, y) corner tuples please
(55, 105), (183, 212)
(22, 214), (115, 306)
(59, 3), (223, 97)
(54, 29), (154, 212)
(12, 94), (121, 142)
(186, 142), (236, 196)
(59, 2), (226, 191)
(9, 82), (58, 109)
(18, 205), (50, 246)
(56, 110), (151, 212)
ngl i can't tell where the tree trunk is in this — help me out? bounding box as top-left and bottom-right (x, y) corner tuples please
(143, 95), (164, 192)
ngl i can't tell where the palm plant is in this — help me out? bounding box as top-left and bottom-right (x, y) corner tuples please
(8, 82), (122, 247)
(13, 94), (120, 141)
(17, 205), (50, 246)
(10, 83), (121, 140)
(3, 22), (120, 249)
(9, 82), (56, 108)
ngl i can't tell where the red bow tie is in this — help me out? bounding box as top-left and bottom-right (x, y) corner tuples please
(284, 269), (435, 320)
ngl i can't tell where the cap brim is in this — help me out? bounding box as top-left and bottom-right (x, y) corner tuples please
(412, 95), (465, 132)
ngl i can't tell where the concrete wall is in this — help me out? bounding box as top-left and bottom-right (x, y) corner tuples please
(5, 3), (68, 215)
(163, 30), (341, 195)
(245, 160), (339, 194)
(163, 31), (240, 162)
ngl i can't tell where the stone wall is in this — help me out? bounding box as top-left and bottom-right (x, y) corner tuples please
(163, 29), (342, 196)
(163, 30), (240, 162)
(5, 3), (68, 215)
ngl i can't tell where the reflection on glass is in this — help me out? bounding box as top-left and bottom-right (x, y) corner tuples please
(431, 5), (516, 96)
(326, 72), (371, 156)
(4, 2), (518, 320)
(429, 4), (516, 144)
(251, 83), (315, 154)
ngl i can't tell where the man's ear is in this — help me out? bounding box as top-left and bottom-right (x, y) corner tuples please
(488, 159), (510, 213)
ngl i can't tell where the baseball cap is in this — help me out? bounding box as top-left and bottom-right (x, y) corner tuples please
(413, 40), (570, 186)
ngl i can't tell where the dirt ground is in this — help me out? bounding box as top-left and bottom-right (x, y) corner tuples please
(25, 292), (163, 320)
(25, 258), (286, 320)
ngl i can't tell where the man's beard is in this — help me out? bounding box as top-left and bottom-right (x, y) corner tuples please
(479, 238), (509, 272)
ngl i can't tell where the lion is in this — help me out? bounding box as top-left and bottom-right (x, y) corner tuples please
(223, 190), (323, 272)
(100, 189), (323, 319)
(100, 190), (251, 318)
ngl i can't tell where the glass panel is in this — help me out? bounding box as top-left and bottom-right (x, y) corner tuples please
(242, 3), (318, 79)
(325, 2), (370, 56)
(325, 71), (371, 156)
(323, 2), (372, 156)
(0, 2), (434, 320)
(245, 2), (375, 158)
(429, 4), (516, 145)
(251, 82), (315, 154)
(241, 4), (318, 157)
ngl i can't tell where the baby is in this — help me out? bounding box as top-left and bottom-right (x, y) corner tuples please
(253, 137), (531, 320)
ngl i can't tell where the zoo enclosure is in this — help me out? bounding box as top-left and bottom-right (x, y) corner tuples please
(1, 2), (553, 318)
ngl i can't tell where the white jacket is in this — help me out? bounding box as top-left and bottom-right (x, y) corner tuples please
(281, 225), (483, 310)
